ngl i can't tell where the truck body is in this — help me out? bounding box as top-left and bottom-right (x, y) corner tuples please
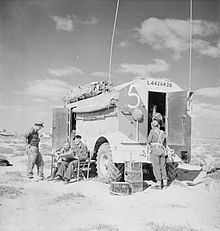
(52, 78), (192, 182)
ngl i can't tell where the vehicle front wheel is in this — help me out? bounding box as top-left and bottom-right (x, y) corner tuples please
(96, 142), (123, 183)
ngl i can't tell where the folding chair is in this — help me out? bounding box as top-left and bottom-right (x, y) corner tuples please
(76, 151), (94, 181)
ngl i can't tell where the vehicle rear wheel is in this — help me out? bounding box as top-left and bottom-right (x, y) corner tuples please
(166, 162), (179, 181)
(97, 142), (123, 183)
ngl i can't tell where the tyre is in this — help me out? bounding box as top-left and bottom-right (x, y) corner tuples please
(97, 142), (123, 183)
(166, 162), (179, 181)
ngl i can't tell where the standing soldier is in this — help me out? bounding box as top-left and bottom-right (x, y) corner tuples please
(148, 120), (168, 189)
(24, 121), (44, 180)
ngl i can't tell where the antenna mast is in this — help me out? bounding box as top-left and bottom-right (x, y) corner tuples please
(189, 0), (193, 91)
(108, 0), (120, 82)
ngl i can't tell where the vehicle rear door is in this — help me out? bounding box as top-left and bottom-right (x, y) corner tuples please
(167, 91), (187, 146)
(52, 108), (69, 151)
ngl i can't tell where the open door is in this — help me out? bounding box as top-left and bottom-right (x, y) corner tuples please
(167, 91), (187, 146)
(52, 108), (69, 151)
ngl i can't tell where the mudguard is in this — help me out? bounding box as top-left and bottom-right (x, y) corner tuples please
(91, 131), (149, 163)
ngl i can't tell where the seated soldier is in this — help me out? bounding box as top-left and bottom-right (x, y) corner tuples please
(54, 135), (88, 184)
(53, 141), (76, 182)
(64, 135), (88, 184)
(47, 141), (70, 181)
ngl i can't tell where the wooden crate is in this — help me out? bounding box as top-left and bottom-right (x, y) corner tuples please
(124, 170), (143, 183)
(110, 182), (131, 196)
(130, 182), (144, 193)
(125, 161), (142, 172)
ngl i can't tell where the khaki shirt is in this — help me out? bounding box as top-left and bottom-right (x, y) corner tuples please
(148, 128), (166, 145)
(60, 147), (74, 162)
(72, 141), (88, 161)
(148, 128), (166, 156)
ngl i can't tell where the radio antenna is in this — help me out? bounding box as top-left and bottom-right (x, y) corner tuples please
(108, 0), (120, 82)
(189, 0), (193, 91)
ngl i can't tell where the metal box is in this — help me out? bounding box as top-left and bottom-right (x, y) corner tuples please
(124, 170), (143, 183)
(125, 161), (142, 172)
(110, 182), (131, 196)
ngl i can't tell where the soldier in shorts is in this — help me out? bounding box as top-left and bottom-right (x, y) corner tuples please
(24, 121), (44, 180)
(148, 120), (168, 189)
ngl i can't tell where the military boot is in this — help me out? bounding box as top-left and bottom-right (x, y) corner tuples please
(151, 180), (162, 190)
(163, 179), (168, 190)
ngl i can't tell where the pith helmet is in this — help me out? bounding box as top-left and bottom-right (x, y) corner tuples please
(151, 120), (159, 127)
(73, 134), (81, 140)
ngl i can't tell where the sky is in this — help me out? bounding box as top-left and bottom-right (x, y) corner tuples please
(0, 0), (219, 138)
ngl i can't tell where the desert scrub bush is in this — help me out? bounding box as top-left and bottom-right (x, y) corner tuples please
(44, 159), (52, 169)
(8, 144), (16, 147)
(52, 192), (85, 203)
(0, 185), (23, 199)
(50, 192), (90, 207)
(5, 171), (25, 182)
(15, 145), (26, 151)
(0, 139), (12, 144)
(0, 146), (14, 154)
(13, 140), (25, 144)
(146, 222), (198, 231)
(77, 224), (119, 231)
(13, 151), (25, 157)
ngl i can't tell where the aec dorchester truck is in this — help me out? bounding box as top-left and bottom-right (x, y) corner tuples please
(52, 77), (192, 183)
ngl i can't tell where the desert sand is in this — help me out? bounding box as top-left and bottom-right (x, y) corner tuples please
(0, 136), (220, 231)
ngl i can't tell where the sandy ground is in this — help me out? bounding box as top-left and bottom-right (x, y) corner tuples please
(0, 137), (220, 231)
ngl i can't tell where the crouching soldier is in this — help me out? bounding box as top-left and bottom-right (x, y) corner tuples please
(48, 141), (71, 181)
(55, 135), (88, 184)
(24, 121), (44, 180)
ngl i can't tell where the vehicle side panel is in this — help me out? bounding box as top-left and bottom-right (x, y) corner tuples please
(117, 83), (148, 141)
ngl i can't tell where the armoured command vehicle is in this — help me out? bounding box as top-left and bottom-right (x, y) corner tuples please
(52, 78), (192, 183)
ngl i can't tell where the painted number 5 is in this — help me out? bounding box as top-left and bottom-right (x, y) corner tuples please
(128, 85), (140, 109)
